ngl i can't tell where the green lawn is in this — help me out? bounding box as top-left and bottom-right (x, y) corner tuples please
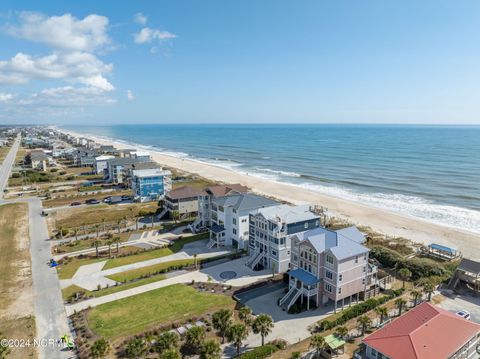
(107, 259), (195, 282)
(62, 274), (167, 301)
(87, 284), (234, 339)
(57, 232), (209, 279)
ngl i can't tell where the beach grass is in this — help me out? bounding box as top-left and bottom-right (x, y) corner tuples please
(86, 284), (234, 339)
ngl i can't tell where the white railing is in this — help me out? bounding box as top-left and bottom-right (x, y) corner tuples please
(279, 286), (297, 306)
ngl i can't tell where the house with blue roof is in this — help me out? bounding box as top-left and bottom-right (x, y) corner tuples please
(279, 226), (378, 312)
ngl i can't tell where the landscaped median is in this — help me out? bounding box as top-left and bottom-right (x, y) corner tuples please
(56, 232), (209, 280)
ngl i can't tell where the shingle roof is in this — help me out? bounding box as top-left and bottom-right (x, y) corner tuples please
(205, 184), (249, 197)
(213, 193), (278, 211)
(166, 186), (206, 200)
(457, 258), (480, 275)
(363, 302), (480, 359)
(335, 226), (366, 244)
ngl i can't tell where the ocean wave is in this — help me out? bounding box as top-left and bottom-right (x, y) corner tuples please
(299, 182), (480, 234)
(254, 167), (302, 178)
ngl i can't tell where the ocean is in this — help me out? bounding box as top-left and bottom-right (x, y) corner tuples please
(63, 124), (480, 234)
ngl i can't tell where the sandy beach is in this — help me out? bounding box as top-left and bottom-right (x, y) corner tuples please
(60, 128), (480, 260)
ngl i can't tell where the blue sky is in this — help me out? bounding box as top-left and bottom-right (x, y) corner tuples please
(1, 0), (480, 124)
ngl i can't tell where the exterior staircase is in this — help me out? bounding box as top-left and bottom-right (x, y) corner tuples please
(246, 251), (263, 269)
(157, 207), (168, 220)
(189, 217), (202, 233)
(279, 286), (301, 310)
(207, 238), (217, 249)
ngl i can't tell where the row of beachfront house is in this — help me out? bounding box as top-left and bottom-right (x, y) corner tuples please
(160, 182), (378, 313)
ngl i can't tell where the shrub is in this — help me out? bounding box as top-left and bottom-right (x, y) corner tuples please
(11, 172), (21, 178)
(238, 344), (278, 358)
(50, 168), (59, 173)
(59, 170), (67, 175)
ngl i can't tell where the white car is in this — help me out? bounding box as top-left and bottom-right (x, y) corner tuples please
(456, 310), (471, 320)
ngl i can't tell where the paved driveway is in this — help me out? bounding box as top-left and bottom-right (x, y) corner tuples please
(237, 282), (334, 347)
(438, 292), (480, 323)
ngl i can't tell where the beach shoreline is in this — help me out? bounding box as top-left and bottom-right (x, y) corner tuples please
(58, 128), (480, 260)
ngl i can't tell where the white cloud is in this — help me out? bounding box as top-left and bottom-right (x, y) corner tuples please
(0, 92), (14, 102)
(134, 27), (177, 44)
(0, 51), (114, 91)
(134, 13), (148, 25)
(127, 90), (134, 100)
(6, 12), (111, 52)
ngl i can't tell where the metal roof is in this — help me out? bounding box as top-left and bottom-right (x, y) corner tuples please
(209, 224), (226, 233)
(252, 204), (319, 224)
(428, 243), (457, 254)
(363, 302), (480, 359)
(288, 268), (321, 286)
(212, 193), (278, 212)
(294, 226), (369, 260)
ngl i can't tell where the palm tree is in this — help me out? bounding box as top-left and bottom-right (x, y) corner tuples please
(123, 215), (128, 228)
(375, 306), (389, 325)
(227, 323), (248, 357)
(58, 226), (64, 239)
(83, 222), (87, 235)
(91, 239), (101, 257)
(154, 331), (180, 354)
(395, 298), (407, 316)
(95, 223), (100, 238)
(193, 253), (198, 269)
(238, 306), (253, 326)
(74, 227), (79, 241)
(357, 315), (372, 336)
(185, 326), (206, 354)
(252, 314), (274, 346)
(135, 216), (139, 230)
(101, 217), (106, 232)
(398, 268), (412, 289)
(106, 239), (113, 258)
(117, 219), (122, 234)
(334, 326), (348, 340)
(90, 338), (110, 359)
(172, 210), (180, 223)
(310, 334), (327, 359)
(411, 290), (421, 307)
(125, 338), (147, 359)
(290, 352), (301, 359)
(200, 339), (221, 359)
(423, 281), (435, 301)
(212, 309), (233, 343)
(112, 236), (121, 253)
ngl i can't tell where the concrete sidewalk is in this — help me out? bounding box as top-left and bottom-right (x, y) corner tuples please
(65, 257), (272, 315)
(60, 239), (232, 291)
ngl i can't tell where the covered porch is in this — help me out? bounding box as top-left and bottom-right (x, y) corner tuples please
(280, 268), (321, 311)
(207, 224), (226, 248)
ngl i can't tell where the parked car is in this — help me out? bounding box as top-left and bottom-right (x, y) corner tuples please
(41, 210), (48, 216)
(121, 195), (132, 201)
(85, 198), (100, 205)
(70, 201), (81, 206)
(456, 310), (471, 320)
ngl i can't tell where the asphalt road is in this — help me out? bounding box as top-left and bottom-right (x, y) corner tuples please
(0, 135), (20, 199)
(28, 197), (75, 359)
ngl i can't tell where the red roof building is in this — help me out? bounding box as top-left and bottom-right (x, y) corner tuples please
(363, 302), (480, 359)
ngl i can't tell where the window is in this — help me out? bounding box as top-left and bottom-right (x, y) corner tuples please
(355, 256), (358, 263)
(325, 283), (333, 292)
(339, 274), (343, 281)
(304, 222), (309, 229)
(315, 220), (319, 226)
(233, 228), (237, 235)
(326, 270), (333, 280)
(272, 250), (277, 257)
(233, 218), (237, 225)
(338, 287), (342, 294)
(326, 255), (334, 265)
(362, 278), (365, 284)
(242, 218), (247, 223)
(363, 266), (366, 272)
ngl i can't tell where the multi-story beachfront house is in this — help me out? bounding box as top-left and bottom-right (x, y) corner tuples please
(246, 204), (320, 273)
(105, 157), (152, 184)
(193, 184), (249, 232)
(279, 226), (377, 312)
(207, 193), (278, 250)
(164, 186), (206, 219)
(95, 155), (115, 174)
(131, 168), (172, 202)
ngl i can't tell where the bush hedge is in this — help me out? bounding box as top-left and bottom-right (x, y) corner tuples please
(369, 245), (451, 280)
(238, 344), (278, 359)
(315, 288), (404, 332)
